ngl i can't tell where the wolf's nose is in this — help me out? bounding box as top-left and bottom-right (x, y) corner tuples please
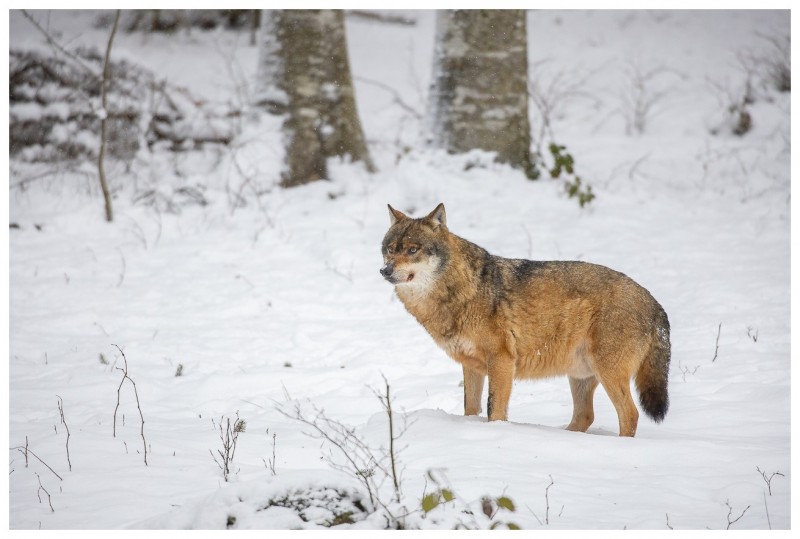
(380, 264), (393, 278)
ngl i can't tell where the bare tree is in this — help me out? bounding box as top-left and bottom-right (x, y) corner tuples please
(428, 10), (535, 178)
(98, 9), (121, 222)
(256, 9), (375, 187)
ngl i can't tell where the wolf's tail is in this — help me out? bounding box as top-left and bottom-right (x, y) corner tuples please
(635, 304), (671, 422)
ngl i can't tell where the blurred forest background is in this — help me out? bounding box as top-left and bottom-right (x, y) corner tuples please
(8, 8), (658, 213)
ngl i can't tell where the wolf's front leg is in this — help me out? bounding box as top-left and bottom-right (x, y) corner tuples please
(487, 355), (515, 421)
(463, 366), (485, 416)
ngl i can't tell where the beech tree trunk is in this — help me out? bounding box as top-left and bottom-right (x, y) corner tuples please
(429, 10), (535, 178)
(256, 9), (374, 188)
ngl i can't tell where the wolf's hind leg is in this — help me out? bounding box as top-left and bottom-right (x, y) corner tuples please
(597, 372), (639, 437)
(463, 366), (485, 416)
(566, 376), (599, 432)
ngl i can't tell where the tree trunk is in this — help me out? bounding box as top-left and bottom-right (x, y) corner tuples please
(256, 9), (374, 188)
(429, 10), (535, 178)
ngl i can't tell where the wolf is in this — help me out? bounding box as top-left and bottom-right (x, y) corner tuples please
(380, 203), (670, 437)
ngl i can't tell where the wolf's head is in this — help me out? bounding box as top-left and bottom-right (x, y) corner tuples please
(380, 203), (449, 290)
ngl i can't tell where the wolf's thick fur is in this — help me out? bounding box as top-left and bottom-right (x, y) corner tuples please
(380, 203), (670, 437)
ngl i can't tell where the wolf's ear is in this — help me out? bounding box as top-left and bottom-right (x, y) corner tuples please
(425, 203), (447, 229)
(388, 204), (408, 225)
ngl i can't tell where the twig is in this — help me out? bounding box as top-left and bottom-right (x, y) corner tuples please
(210, 413), (245, 482)
(277, 402), (377, 506)
(725, 499), (750, 529)
(98, 9), (121, 222)
(36, 473), (55, 513)
(756, 466), (784, 496)
(544, 475), (554, 525)
(56, 396), (72, 472)
(262, 430), (278, 476)
(22, 436), (29, 467)
(9, 443), (63, 481)
(353, 76), (423, 119)
(712, 323), (722, 362)
(747, 326), (759, 343)
(763, 491), (772, 530)
(112, 344), (148, 466)
(269, 431), (277, 476)
(20, 10), (100, 80)
(678, 360), (700, 382)
(374, 375), (401, 503)
(666, 513), (673, 530)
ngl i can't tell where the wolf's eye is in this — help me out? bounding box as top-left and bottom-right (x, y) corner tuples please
(386, 245), (394, 254)
(408, 247), (418, 254)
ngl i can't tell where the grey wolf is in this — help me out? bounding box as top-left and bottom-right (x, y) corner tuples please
(380, 203), (670, 437)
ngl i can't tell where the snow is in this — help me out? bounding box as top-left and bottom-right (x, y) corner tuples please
(10, 101), (71, 122)
(7, 8), (792, 531)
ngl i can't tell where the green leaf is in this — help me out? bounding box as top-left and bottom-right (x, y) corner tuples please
(506, 522), (521, 530)
(496, 496), (516, 512)
(441, 489), (455, 502)
(421, 493), (440, 514)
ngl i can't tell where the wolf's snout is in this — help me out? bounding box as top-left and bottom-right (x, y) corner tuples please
(380, 263), (394, 278)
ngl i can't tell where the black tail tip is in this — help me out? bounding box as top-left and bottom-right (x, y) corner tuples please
(640, 393), (669, 423)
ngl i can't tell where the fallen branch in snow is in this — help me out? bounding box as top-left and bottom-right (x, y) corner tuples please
(112, 344), (148, 466)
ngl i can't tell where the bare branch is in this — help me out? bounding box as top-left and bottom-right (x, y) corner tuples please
(756, 466), (784, 496)
(712, 323), (722, 362)
(36, 473), (55, 513)
(20, 10), (100, 80)
(210, 413), (245, 482)
(725, 499), (750, 529)
(56, 396), (72, 472)
(111, 344), (148, 466)
(9, 443), (63, 482)
(263, 429), (277, 476)
(354, 76), (423, 120)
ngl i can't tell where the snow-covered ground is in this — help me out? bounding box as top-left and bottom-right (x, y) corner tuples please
(7, 9), (791, 530)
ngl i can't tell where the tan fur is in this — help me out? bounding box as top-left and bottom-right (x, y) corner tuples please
(380, 203), (671, 437)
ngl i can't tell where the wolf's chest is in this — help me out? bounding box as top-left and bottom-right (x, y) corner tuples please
(436, 333), (487, 373)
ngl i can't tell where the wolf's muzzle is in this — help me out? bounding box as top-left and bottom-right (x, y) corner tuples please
(379, 263), (394, 279)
